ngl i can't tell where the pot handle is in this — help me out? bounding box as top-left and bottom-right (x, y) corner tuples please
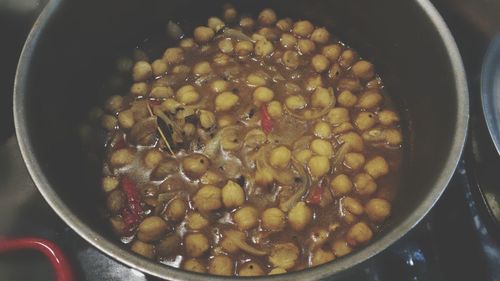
(0, 237), (74, 281)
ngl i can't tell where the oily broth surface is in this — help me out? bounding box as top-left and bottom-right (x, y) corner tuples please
(97, 6), (403, 276)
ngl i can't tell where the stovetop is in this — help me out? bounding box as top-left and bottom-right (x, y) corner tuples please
(1, 0), (499, 280)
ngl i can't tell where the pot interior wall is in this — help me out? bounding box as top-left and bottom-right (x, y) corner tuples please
(21, 0), (458, 260)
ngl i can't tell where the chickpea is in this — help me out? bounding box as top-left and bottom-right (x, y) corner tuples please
(247, 73), (267, 87)
(328, 63), (342, 80)
(179, 38), (196, 49)
(162, 47), (184, 64)
(110, 216), (126, 236)
(322, 44), (342, 61)
(311, 27), (330, 44)
(210, 79), (229, 93)
(253, 86), (274, 104)
(312, 54), (330, 73)
(144, 149), (163, 169)
(330, 174), (353, 197)
(238, 261), (264, 276)
(201, 170), (224, 185)
(137, 216), (169, 242)
(312, 248), (335, 266)
(337, 90), (358, 107)
(185, 233), (210, 257)
(355, 112), (377, 131)
(258, 27), (280, 41)
(171, 64), (190, 74)
(183, 258), (206, 273)
(131, 240), (155, 259)
(308, 155), (331, 178)
(269, 146), (292, 169)
(276, 17), (293, 31)
(240, 17), (255, 30)
(352, 60), (375, 80)
(213, 53), (231, 66)
(280, 33), (297, 49)
(220, 230), (244, 254)
(235, 41), (253, 56)
(215, 91), (239, 112)
(331, 239), (352, 257)
(298, 39), (316, 55)
(218, 38), (234, 54)
(255, 39), (274, 57)
(101, 115), (118, 131)
(356, 90), (383, 109)
(208, 255), (233, 276)
(285, 95), (307, 110)
(288, 202), (313, 231)
(339, 49), (357, 67)
(364, 156), (389, 179)
(262, 207), (286, 231)
(221, 180), (245, 209)
(311, 87), (334, 108)
(192, 61), (212, 76)
(342, 197), (364, 215)
(269, 268), (287, 275)
(305, 75), (323, 91)
(293, 20), (314, 37)
(218, 114), (236, 127)
(193, 185), (222, 212)
(365, 198), (391, 222)
(182, 154), (209, 179)
(233, 206), (258, 230)
(118, 109), (134, 129)
(338, 78), (362, 92)
(327, 108), (350, 125)
(150, 86), (173, 98)
(282, 50), (300, 69)
(186, 212), (209, 230)
(223, 5), (237, 22)
(311, 139), (333, 157)
(151, 160), (179, 181)
(385, 128), (403, 146)
(255, 168), (274, 186)
(208, 17), (225, 32)
(110, 148), (134, 167)
(130, 82), (148, 96)
(294, 149), (313, 164)
(269, 243), (299, 270)
(102, 176), (118, 193)
(267, 101), (283, 119)
(161, 98), (181, 113)
(314, 122), (332, 139)
(346, 222), (373, 246)
(344, 152), (366, 170)
(196, 110), (214, 130)
(332, 122), (353, 134)
(378, 110), (399, 126)
(353, 173), (377, 195)
(176, 86), (200, 105)
(105, 95), (123, 113)
(194, 26), (215, 44)
(151, 59), (167, 77)
(132, 61), (152, 82)
(258, 8), (277, 26)
(339, 132), (364, 152)
(106, 190), (125, 214)
(165, 198), (187, 221)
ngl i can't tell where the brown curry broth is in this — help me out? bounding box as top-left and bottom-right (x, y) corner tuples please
(103, 24), (403, 271)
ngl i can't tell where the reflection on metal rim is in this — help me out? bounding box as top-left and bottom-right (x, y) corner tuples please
(481, 35), (500, 155)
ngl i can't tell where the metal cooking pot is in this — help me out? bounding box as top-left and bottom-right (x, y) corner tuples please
(13, 0), (468, 280)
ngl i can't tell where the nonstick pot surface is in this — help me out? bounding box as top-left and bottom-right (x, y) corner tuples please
(14, 0), (468, 280)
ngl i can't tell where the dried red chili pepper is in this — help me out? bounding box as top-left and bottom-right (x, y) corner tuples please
(120, 176), (143, 234)
(306, 181), (325, 205)
(260, 104), (273, 134)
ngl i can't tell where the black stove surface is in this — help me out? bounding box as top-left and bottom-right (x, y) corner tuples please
(1, 0), (499, 280)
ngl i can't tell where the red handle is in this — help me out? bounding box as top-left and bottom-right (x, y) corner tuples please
(0, 237), (74, 281)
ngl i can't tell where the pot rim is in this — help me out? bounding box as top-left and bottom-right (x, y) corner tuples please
(13, 0), (469, 280)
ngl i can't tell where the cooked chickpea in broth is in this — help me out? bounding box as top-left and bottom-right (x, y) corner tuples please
(98, 6), (403, 276)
